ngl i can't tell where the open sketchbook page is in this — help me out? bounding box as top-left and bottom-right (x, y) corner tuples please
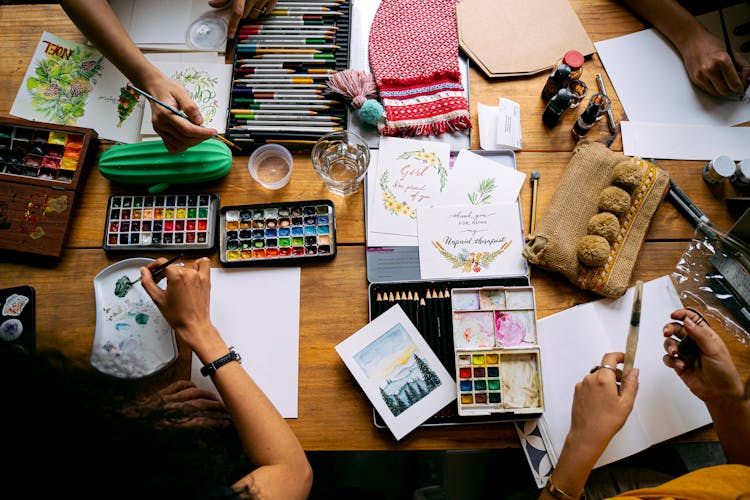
(538, 276), (711, 468)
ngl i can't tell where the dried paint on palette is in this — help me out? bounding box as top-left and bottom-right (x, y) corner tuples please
(220, 200), (337, 265)
(0, 124), (84, 183)
(103, 193), (218, 251)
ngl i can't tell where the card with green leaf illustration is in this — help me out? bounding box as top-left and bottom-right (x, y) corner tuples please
(140, 61), (231, 137)
(11, 32), (145, 144)
(442, 149), (526, 206)
(417, 203), (527, 280)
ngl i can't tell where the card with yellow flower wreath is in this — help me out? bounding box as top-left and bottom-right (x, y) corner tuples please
(417, 203), (527, 280)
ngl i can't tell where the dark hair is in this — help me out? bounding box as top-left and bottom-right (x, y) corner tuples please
(2, 350), (249, 499)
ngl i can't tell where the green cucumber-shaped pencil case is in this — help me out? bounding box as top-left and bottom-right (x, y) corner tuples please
(98, 139), (232, 194)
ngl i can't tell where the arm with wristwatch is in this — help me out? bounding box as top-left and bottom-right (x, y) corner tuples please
(141, 257), (312, 500)
(539, 308), (750, 500)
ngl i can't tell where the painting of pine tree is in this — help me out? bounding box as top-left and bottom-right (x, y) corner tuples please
(354, 323), (444, 417)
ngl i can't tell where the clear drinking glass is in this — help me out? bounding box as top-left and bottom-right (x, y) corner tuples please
(311, 131), (370, 196)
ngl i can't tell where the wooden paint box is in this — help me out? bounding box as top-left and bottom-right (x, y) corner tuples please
(0, 117), (97, 258)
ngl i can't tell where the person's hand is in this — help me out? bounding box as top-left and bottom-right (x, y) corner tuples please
(140, 257), (220, 351)
(676, 27), (750, 97)
(568, 352), (639, 456)
(142, 74), (217, 153)
(663, 308), (745, 403)
(135, 380), (231, 428)
(209, 0), (279, 40)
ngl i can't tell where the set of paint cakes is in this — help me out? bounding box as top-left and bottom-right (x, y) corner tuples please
(220, 200), (336, 265)
(451, 286), (544, 417)
(0, 117), (97, 258)
(103, 193), (219, 251)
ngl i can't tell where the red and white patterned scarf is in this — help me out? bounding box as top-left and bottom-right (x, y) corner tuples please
(368, 0), (471, 137)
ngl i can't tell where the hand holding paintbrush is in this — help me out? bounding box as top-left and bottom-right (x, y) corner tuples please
(126, 83), (240, 152)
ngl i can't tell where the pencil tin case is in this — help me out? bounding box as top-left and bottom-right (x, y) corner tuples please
(98, 139), (232, 194)
(219, 200), (337, 266)
(102, 193), (219, 252)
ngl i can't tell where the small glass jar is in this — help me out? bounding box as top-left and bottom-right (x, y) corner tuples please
(729, 158), (750, 188)
(540, 50), (585, 102)
(703, 155), (735, 185)
(568, 80), (588, 108)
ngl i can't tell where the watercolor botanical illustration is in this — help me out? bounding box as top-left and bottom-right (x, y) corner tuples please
(467, 178), (497, 205)
(431, 240), (511, 273)
(354, 323), (442, 417)
(172, 67), (220, 123)
(379, 171), (417, 219)
(26, 45), (104, 125)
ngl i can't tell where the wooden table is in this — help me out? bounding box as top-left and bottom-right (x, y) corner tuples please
(1, 1), (748, 451)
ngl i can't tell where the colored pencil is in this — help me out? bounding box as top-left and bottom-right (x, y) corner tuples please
(419, 297), (428, 338)
(234, 114), (341, 121)
(230, 109), (319, 115)
(443, 288), (455, 374)
(235, 47), (322, 54)
(231, 101), (331, 109)
(233, 76), (331, 82)
(239, 60), (330, 65)
(373, 291), (383, 318)
(238, 35), (335, 41)
(424, 289), (436, 350)
(233, 119), (340, 127)
(241, 53), (335, 60)
(125, 84), (240, 151)
(230, 125), (342, 132)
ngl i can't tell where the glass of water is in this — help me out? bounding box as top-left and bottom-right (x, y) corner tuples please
(311, 131), (370, 196)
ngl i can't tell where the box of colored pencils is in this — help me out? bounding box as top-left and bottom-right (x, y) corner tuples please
(103, 193), (219, 251)
(368, 276), (539, 428)
(219, 200), (336, 265)
(225, 0), (352, 152)
(451, 286), (544, 417)
(0, 116), (97, 258)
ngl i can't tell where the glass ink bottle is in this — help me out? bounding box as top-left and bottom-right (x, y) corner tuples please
(541, 50), (585, 101)
(542, 88), (573, 127)
(571, 93), (610, 139)
(729, 158), (750, 188)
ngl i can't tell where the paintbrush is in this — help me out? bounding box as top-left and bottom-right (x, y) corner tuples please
(528, 170), (540, 240)
(623, 280), (643, 380)
(114, 254), (184, 298)
(126, 84), (241, 151)
(131, 254), (185, 286)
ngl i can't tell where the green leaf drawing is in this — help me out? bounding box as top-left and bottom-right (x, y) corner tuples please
(467, 178), (497, 205)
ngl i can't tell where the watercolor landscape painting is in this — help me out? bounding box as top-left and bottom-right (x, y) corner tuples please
(354, 323), (442, 417)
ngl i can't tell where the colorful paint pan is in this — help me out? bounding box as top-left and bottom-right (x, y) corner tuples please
(220, 200), (336, 265)
(102, 193), (218, 251)
(451, 285), (544, 416)
(0, 124), (85, 184)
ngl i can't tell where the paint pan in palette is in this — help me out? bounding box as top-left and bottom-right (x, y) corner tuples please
(451, 286), (544, 416)
(219, 200), (336, 265)
(103, 193), (219, 251)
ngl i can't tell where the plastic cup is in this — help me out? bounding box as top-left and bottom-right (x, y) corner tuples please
(311, 131), (370, 196)
(248, 144), (293, 190)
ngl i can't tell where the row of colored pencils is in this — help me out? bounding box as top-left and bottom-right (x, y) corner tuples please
(226, 0), (349, 148)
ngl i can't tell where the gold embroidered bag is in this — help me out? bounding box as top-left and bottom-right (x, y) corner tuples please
(522, 142), (669, 298)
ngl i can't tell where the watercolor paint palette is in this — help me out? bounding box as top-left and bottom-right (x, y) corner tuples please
(219, 200), (337, 265)
(451, 286), (544, 417)
(0, 285), (35, 360)
(0, 117), (97, 258)
(103, 193), (219, 251)
(92, 258), (177, 379)
(368, 276), (536, 428)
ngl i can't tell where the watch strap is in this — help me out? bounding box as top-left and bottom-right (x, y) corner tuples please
(200, 347), (241, 376)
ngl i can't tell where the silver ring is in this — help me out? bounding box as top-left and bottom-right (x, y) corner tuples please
(590, 364), (618, 375)
(253, 6), (267, 14)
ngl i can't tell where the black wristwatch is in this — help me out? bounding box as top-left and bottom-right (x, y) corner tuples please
(200, 347), (241, 376)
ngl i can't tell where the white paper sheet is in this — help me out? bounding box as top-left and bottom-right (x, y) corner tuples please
(128, 0), (190, 45)
(477, 99), (522, 151)
(190, 267), (301, 418)
(538, 276), (711, 468)
(622, 121), (750, 161)
(596, 28), (750, 127)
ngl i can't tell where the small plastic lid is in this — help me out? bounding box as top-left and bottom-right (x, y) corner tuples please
(563, 50), (585, 70)
(248, 144), (293, 190)
(710, 155), (736, 176)
(186, 16), (227, 50)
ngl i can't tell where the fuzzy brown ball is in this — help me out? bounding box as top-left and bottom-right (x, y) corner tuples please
(598, 186), (631, 217)
(611, 161), (642, 192)
(587, 212), (620, 242)
(577, 235), (610, 267)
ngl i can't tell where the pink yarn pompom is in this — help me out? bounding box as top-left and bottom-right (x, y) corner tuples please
(326, 69), (377, 109)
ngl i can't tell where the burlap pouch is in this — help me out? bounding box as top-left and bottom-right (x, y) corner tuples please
(522, 142), (669, 298)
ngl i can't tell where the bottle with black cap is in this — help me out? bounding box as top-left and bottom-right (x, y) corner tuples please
(542, 88), (573, 127)
(571, 101), (600, 139)
(541, 50), (585, 101)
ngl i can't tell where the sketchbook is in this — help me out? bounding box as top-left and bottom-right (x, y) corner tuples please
(10, 33), (231, 144)
(536, 276), (712, 468)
